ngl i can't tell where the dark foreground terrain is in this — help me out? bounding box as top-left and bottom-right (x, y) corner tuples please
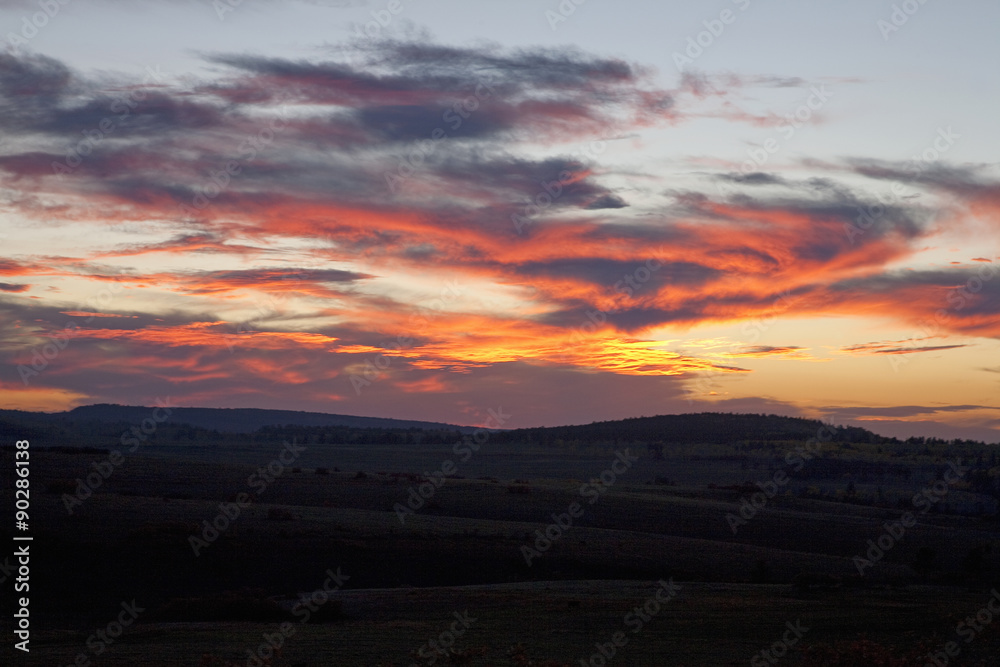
(1, 411), (999, 665)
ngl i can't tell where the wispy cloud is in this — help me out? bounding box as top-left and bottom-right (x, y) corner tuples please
(840, 340), (969, 356)
(1, 38), (998, 427)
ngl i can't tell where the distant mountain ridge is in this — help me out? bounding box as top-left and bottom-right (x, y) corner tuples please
(5, 405), (993, 446)
(1, 404), (474, 434)
(493, 412), (897, 445)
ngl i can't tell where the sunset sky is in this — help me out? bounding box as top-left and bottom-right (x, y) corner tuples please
(1, 0), (998, 440)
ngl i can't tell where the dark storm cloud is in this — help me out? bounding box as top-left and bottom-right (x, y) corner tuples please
(716, 172), (787, 186)
(585, 194), (628, 209)
(518, 258), (716, 291)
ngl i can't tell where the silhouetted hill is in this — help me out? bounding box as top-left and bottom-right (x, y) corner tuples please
(0, 404), (472, 434)
(493, 412), (897, 446)
(7, 406), (993, 449)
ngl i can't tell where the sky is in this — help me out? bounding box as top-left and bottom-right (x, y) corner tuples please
(1, 0), (999, 441)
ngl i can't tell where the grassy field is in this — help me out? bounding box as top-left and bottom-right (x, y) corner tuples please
(8, 582), (1000, 665)
(1, 445), (999, 665)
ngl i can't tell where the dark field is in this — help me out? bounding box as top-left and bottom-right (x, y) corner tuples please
(2, 430), (1000, 665)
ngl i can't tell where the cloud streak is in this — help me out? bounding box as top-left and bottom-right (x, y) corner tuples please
(1, 39), (998, 430)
